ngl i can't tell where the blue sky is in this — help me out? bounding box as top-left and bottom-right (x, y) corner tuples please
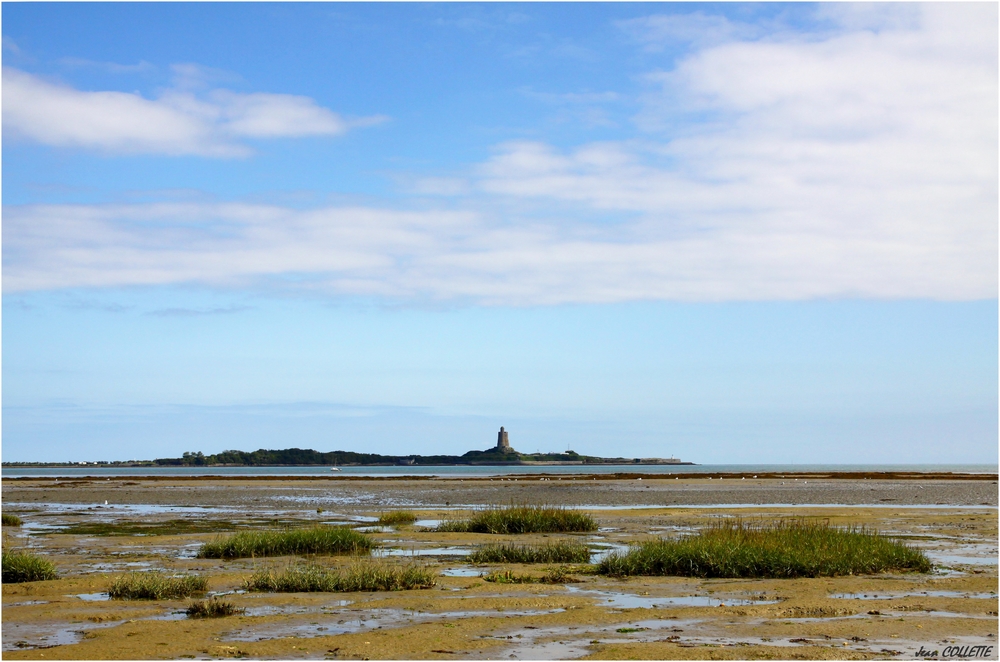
(3, 3), (997, 463)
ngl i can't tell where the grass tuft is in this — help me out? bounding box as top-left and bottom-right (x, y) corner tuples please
(2, 549), (57, 583)
(186, 598), (245, 618)
(469, 541), (590, 564)
(482, 568), (534, 584)
(540, 565), (581, 583)
(245, 561), (436, 593)
(199, 526), (374, 559)
(598, 519), (932, 578)
(437, 505), (597, 534)
(2, 513), (23, 527)
(377, 511), (418, 526)
(482, 565), (580, 584)
(108, 572), (208, 600)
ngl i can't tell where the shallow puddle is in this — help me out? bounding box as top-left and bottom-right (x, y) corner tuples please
(378, 546), (471, 557)
(831, 591), (998, 600)
(4, 612), (172, 651)
(440, 567), (482, 577)
(648, 525), (697, 535)
(790, 610), (997, 622)
(3, 622), (96, 651)
(221, 608), (422, 642)
(75, 593), (110, 601)
(8, 502), (237, 517)
(502, 638), (592, 659)
(926, 550), (999, 566)
(79, 561), (154, 573)
(494, 615), (997, 661)
(563, 586), (779, 609)
(220, 603), (567, 644)
(224, 620), (365, 641)
(273, 495), (417, 507)
(18, 522), (66, 533)
(207, 600), (354, 619)
(884, 610), (998, 620)
(442, 608), (566, 618)
(492, 619), (702, 660)
(588, 542), (631, 563)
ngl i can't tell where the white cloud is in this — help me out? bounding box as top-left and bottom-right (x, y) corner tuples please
(3, 202), (487, 297)
(468, 3), (997, 301)
(814, 3), (922, 33)
(4, 177), (993, 304)
(2, 67), (383, 156)
(3, 5), (995, 304)
(617, 12), (763, 51)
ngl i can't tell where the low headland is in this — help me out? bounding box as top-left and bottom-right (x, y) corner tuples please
(3, 445), (694, 468)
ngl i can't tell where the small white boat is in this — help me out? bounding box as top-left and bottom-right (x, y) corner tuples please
(330, 467), (341, 472)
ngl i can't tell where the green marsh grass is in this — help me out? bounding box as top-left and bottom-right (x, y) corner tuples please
(186, 598), (245, 618)
(483, 565), (580, 584)
(437, 505), (597, 534)
(377, 511), (418, 526)
(468, 541), (590, 564)
(199, 526), (374, 559)
(482, 568), (534, 584)
(2, 513), (23, 527)
(245, 561), (436, 593)
(108, 572), (208, 600)
(2, 549), (57, 583)
(598, 519), (932, 578)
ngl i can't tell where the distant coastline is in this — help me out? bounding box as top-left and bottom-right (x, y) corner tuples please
(2, 446), (695, 468)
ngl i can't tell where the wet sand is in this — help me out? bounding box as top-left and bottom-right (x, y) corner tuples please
(2, 475), (997, 660)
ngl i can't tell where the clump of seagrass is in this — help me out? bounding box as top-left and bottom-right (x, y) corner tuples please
(2, 549), (57, 583)
(2, 513), (23, 527)
(437, 504), (597, 534)
(483, 565), (580, 584)
(108, 572), (208, 600)
(186, 597), (245, 618)
(483, 568), (534, 584)
(469, 541), (590, 564)
(245, 562), (436, 593)
(598, 519), (932, 578)
(377, 511), (418, 526)
(199, 526), (374, 559)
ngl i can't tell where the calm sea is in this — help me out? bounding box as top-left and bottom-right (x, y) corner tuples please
(1, 464), (995, 478)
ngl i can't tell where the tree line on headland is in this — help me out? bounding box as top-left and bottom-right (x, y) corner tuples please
(3, 448), (691, 467)
(154, 447), (605, 466)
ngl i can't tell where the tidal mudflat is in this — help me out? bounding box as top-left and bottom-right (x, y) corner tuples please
(2, 474), (997, 660)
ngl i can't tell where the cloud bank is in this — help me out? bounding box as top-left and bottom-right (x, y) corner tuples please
(2, 67), (383, 156)
(3, 4), (995, 303)
(4, 191), (993, 304)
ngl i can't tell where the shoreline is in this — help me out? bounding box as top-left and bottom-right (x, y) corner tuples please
(3, 470), (997, 481)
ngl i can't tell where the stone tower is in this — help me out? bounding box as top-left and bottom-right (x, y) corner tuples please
(496, 426), (511, 452)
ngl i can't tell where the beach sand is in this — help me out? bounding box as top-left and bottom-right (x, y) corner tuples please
(2, 474), (997, 660)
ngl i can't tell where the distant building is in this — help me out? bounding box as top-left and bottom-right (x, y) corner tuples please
(496, 426), (512, 453)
